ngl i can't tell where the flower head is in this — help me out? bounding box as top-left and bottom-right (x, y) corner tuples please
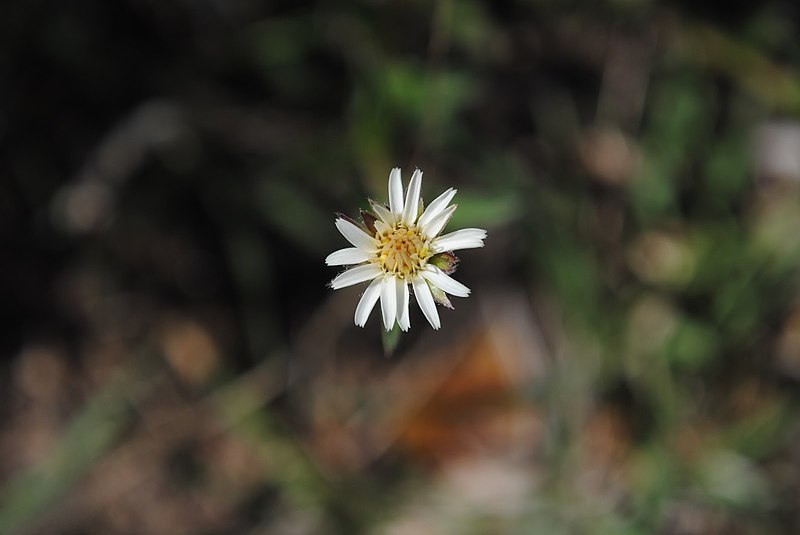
(326, 168), (486, 331)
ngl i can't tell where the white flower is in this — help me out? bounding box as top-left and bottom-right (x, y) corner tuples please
(326, 167), (487, 331)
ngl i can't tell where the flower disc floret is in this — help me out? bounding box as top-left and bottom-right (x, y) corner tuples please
(376, 225), (431, 278)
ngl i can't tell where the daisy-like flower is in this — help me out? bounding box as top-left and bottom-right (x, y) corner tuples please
(326, 168), (487, 331)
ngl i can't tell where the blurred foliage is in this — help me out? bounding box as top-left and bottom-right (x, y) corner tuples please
(3, 0), (800, 533)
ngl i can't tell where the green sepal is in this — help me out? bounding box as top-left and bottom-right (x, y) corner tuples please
(430, 252), (459, 275)
(429, 282), (454, 309)
(360, 210), (378, 235)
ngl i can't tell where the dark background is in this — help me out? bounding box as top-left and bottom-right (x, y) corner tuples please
(3, 0), (800, 533)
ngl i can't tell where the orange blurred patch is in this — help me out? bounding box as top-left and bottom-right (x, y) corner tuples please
(395, 327), (543, 468)
(301, 292), (548, 474)
(160, 316), (221, 388)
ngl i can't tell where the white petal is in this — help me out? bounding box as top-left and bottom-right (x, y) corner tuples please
(417, 188), (456, 229)
(380, 275), (397, 331)
(335, 218), (378, 252)
(402, 168), (423, 225)
(431, 228), (487, 253)
(375, 220), (392, 236)
(370, 200), (395, 226)
(396, 277), (410, 332)
(412, 275), (440, 330)
(422, 265), (471, 297)
(325, 247), (371, 266)
(419, 204), (457, 239)
(388, 167), (404, 216)
(354, 277), (383, 327)
(330, 264), (382, 290)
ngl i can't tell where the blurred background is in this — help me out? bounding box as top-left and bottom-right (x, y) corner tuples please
(3, 0), (800, 533)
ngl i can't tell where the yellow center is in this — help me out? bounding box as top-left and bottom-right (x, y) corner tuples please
(375, 225), (431, 278)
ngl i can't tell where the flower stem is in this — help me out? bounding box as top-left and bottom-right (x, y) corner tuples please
(381, 324), (401, 356)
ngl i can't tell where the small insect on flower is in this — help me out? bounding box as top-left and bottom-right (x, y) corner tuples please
(326, 167), (487, 331)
